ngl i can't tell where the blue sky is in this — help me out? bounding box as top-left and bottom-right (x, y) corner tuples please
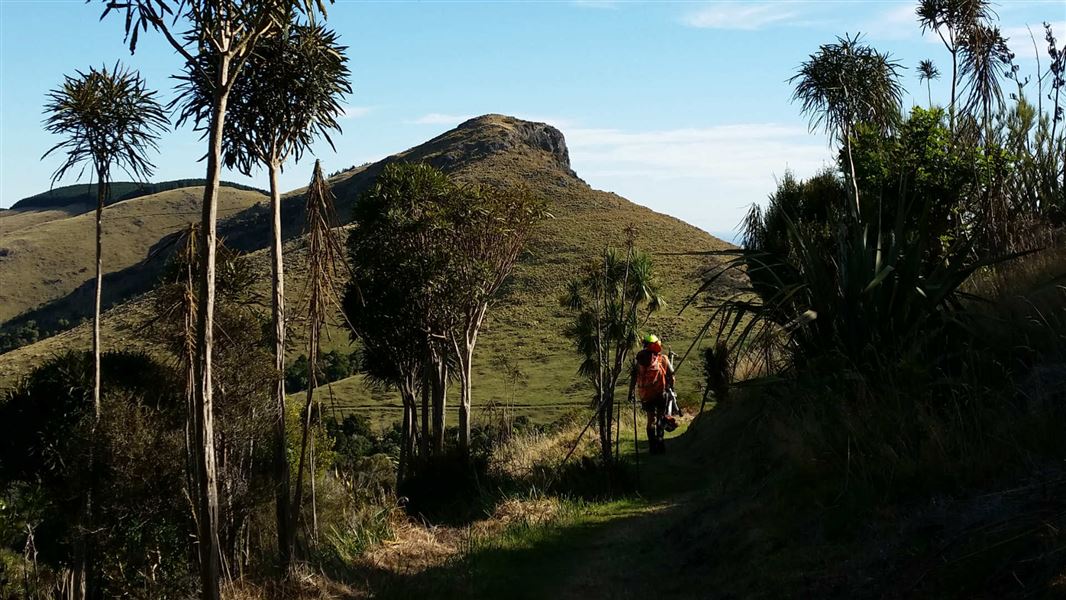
(1, 1), (1062, 239)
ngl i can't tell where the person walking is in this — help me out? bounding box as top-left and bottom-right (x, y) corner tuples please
(628, 334), (676, 454)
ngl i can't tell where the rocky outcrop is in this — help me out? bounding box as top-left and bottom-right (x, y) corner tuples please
(455, 115), (573, 173)
(408, 114), (577, 179)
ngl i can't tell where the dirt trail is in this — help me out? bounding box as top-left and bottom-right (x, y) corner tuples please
(553, 493), (697, 600)
(350, 423), (705, 599)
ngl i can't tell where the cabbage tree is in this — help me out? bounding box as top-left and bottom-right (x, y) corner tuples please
(176, 19), (350, 570)
(99, 1), (330, 596)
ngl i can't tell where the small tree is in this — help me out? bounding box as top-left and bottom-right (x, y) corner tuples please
(917, 0), (990, 127)
(790, 33), (904, 217)
(102, 3), (330, 594)
(562, 241), (662, 461)
(179, 18), (350, 571)
(918, 59), (941, 107)
(343, 163), (457, 475)
(291, 161), (343, 552)
(445, 185), (545, 456)
(41, 63), (166, 599)
(42, 63), (166, 422)
(959, 24), (1014, 139)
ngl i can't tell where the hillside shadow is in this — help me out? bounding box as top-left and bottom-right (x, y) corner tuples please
(0, 230), (184, 342)
(350, 496), (693, 600)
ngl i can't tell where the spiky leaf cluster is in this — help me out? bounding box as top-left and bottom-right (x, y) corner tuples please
(561, 248), (663, 383)
(918, 59), (941, 83)
(789, 33), (905, 142)
(42, 63), (167, 185)
(175, 22), (351, 173)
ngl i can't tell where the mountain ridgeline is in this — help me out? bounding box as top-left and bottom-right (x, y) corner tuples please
(10, 179), (267, 211)
(0, 115), (732, 399)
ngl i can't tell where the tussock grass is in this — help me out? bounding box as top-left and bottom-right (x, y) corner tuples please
(221, 564), (361, 600)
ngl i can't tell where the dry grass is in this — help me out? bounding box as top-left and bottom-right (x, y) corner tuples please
(358, 519), (461, 576)
(222, 564), (363, 600)
(354, 497), (561, 578)
(472, 497), (561, 535)
(0, 206), (89, 232)
(488, 420), (597, 480)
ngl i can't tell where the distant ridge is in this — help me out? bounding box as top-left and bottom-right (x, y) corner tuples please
(11, 179), (267, 211)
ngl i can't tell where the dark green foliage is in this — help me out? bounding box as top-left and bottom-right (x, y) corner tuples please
(344, 162), (457, 368)
(0, 351), (192, 597)
(342, 162), (462, 475)
(12, 182), (142, 210)
(698, 107), (1028, 375)
(700, 342), (730, 412)
(324, 414), (402, 474)
(849, 106), (1002, 251)
(0, 320), (42, 354)
(285, 350), (358, 393)
(286, 354), (311, 393)
(742, 169), (848, 306)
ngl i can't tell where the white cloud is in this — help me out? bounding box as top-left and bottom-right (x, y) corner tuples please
(567, 123), (828, 182)
(682, 2), (799, 31)
(564, 123), (832, 235)
(341, 106), (374, 119)
(861, 4), (922, 41)
(1002, 22), (1066, 59)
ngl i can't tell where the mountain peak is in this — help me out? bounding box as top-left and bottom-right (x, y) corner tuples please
(403, 114), (575, 178)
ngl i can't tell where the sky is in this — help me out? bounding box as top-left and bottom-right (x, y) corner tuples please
(1, 1), (1062, 241)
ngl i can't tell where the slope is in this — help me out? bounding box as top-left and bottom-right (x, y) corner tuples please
(0, 115), (740, 422)
(0, 185), (267, 324)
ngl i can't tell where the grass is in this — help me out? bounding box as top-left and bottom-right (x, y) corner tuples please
(0, 185), (266, 324)
(335, 374), (1066, 599)
(338, 414), (696, 599)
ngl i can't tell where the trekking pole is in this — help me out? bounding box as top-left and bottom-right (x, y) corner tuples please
(631, 394), (640, 487)
(555, 395), (608, 474)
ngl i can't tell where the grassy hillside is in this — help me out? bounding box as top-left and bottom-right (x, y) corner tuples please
(0, 207), (91, 233)
(0, 115), (740, 424)
(0, 185), (266, 324)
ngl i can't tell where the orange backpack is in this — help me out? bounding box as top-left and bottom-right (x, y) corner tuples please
(636, 353), (668, 402)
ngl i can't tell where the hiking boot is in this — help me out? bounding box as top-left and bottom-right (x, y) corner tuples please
(649, 438), (665, 454)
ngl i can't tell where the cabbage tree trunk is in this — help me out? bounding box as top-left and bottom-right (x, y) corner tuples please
(268, 160), (293, 570)
(193, 59), (230, 600)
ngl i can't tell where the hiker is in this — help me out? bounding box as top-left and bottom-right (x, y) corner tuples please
(628, 334), (676, 454)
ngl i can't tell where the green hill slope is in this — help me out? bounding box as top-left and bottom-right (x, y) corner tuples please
(0, 185), (267, 324)
(0, 115), (739, 423)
